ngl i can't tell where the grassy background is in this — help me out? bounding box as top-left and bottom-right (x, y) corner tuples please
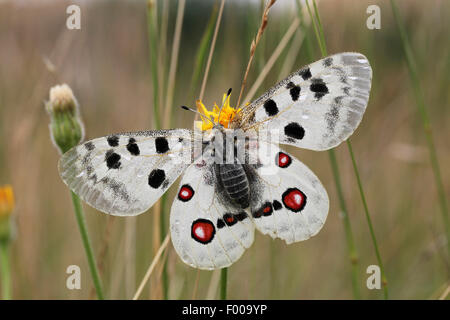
(0, 0), (449, 299)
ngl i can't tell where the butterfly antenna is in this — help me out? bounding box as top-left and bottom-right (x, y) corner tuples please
(217, 88), (232, 124)
(180, 106), (215, 125)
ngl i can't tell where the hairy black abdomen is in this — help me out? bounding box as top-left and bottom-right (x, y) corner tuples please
(217, 163), (250, 209)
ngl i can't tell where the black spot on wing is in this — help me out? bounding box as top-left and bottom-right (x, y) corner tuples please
(148, 169), (165, 188)
(310, 78), (329, 100)
(323, 57), (333, 67)
(325, 105), (339, 133)
(100, 177), (130, 202)
(235, 211), (248, 221)
(284, 122), (305, 140)
(217, 219), (225, 229)
(299, 67), (312, 80)
(286, 82), (301, 101)
(273, 200), (282, 210)
(155, 137), (169, 154)
(84, 142), (95, 151)
(263, 99), (278, 116)
(108, 179), (130, 201)
(105, 149), (121, 169)
(343, 87), (351, 96)
(107, 135), (119, 147)
(126, 138), (140, 156)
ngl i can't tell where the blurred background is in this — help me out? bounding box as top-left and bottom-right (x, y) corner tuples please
(0, 0), (448, 299)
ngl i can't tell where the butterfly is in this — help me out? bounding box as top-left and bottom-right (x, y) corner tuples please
(59, 52), (372, 270)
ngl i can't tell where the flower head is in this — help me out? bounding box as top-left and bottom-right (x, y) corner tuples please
(0, 185), (15, 243)
(46, 84), (85, 154)
(196, 93), (241, 131)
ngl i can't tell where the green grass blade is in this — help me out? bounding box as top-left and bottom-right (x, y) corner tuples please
(0, 241), (11, 299)
(310, 0), (388, 299)
(303, 0), (361, 299)
(390, 0), (449, 258)
(147, 0), (161, 130)
(70, 192), (104, 300)
(328, 149), (360, 299)
(189, 4), (219, 102)
(220, 268), (227, 300)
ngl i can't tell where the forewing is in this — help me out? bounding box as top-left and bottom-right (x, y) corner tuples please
(234, 52), (372, 151)
(58, 129), (194, 216)
(249, 143), (329, 244)
(170, 156), (255, 270)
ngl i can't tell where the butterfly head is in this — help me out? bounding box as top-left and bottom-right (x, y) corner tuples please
(195, 91), (241, 131)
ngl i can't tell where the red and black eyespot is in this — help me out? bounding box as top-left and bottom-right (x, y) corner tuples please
(217, 212), (248, 229)
(252, 202), (273, 218)
(191, 219), (215, 244)
(178, 184), (194, 202)
(282, 188), (307, 212)
(223, 213), (237, 226)
(275, 152), (292, 168)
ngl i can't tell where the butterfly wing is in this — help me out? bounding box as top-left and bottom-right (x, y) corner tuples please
(233, 52), (372, 151)
(249, 142), (329, 244)
(58, 129), (194, 216)
(170, 154), (255, 270)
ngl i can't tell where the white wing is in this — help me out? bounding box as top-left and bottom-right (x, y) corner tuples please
(249, 142), (329, 243)
(59, 129), (193, 216)
(170, 153), (255, 270)
(234, 52), (372, 151)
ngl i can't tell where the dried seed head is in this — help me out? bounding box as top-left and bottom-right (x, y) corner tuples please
(46, 84), (85, 154)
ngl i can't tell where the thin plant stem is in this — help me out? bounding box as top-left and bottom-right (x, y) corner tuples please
(0, 242), (11, 300)
(147, 0), (168, 300)
(438, 284), (450, 300)
(304, 0), (360, 300)
(70, 191), (104, 300)
(147, 0), (161, 130)
(189, 4), (219, 102)
(243, 17), (300, 104)
(346, 141), (388, 297)
(157, 0), (186, 300)
(236, 0), (277, 108)
(390, 0), (449, 259)
(133, 233), (170, 300)
(308, 0), (388, 299)
(191, 269), (201, 299)
(328, 149), (360, 299)
(163, 0), (186, 128)
(205, 269), (221, 299)
(89, 215), (115, 299)
(199, 0), (226, 102)
(159, 195), (168, 300)
(220, 268), (227, 300)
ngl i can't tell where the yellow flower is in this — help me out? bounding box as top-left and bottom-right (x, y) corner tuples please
(196, 93), (241, 131)
(0, 185), (14, 221)
(0, 185), (14, 243)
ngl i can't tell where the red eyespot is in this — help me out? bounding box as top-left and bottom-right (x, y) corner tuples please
(223, 213), (237, 226)
(263, 205), (272, 215)
(276, 152), (292, 168)
(178, 184), (194, 202)
(191, 219), (215, 244)
(252, 202), (273, 218)
(282, 188), (306, 212)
